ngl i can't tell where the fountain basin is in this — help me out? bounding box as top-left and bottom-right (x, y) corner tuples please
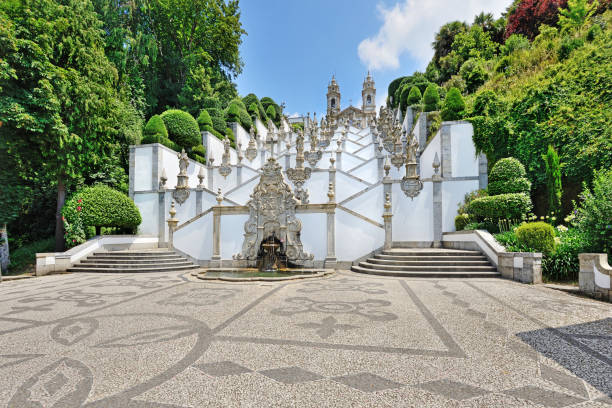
(194, 268), (332, 282)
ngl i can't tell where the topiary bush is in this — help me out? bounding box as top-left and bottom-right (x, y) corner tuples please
(467, 193), (532, 220)
(575, 168), (612, 256)
(406, 86), (422, 106)
(160, 109), (200, 149)
(516, 222), (556, 255)
(197, 109), (213, 131)
(265, 104), (277, 121)
(63, 185), (142, 247)
(487, 157), (531, 195)
(190, 144), (207, 165)
(423, 84), (440, 112)
(142, 115), (168, 143)
(441, 87), (465, 121)
(238, 108), (253, 132)
(225, 103), (241, 124)
(202, 96), (222, 110)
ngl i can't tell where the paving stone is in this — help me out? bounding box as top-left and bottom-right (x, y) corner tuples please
(416, 379), (489, 400)
(259, 366), (323, 384)
(193, 361), (252, 377)
(504, 385), (585, 407)
(333, 372), (405, 392)
(540, 364), (589, 398)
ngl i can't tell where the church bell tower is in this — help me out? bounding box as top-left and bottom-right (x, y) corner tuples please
(326, 76), (341, 125)
(361, 71), (376, 117)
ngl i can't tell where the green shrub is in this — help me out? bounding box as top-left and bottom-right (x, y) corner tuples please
(160, 109), (200, 149)
(63, 185), (142, 248)
(455, 214), (471, 231)
(191, 144), (206, 157)
(586, 23), (602, 41)
(494, 230), (535, 252)
(423, 84), (440, 112)
(543, 145), (562, 217)
(202, 96), (222, 110)
(501, 34), (530, 56)
(238, 108), (253, 131)
(7, 237), (55, 275)
(159, 138), (180, 152)
(225, 103), (241, 123)
(141, 133), (162, 144)
(406, 86), (422, 106)
(558, 36), (584, 60)
(248, 102), (259, 118)
(441, 87), (465, 121)
(197, 110), (213, 130)
(488, 178), (532, 195)
(265, 104), (277, 121)
(225, 127), (235, 142)
(242, 93), (268, 122)
(457, 189), (488, 215)
(142, 115), (168, 141)
(575, 168), (612, 256)
(542, 228), (590, 281)
(516, 222), (556, 255)
(465, 221), (486, 230)
(494, 56), (512, 74)
(467, 193), (532, 220)
(230, 98), (247, 112)
(459, 58), (488, 93)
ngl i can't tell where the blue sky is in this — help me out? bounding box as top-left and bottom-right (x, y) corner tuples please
(235, 0), (509, 118)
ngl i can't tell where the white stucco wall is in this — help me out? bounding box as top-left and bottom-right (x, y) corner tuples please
(134, 193), (158, 236)
(420, 132), (441, 179)
(441, 180), (479, 232)
(298, 213), (327, 260)
(336, 209), (384, 260)
(220, 214), (250, 259)
(134, 146), (153, 191)
(173, 213), (213, 261)
(451, 123), (478, 177)
(392, 182), (434, 242)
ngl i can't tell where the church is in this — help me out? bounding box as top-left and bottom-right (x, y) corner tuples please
(326, 72), (376, 129)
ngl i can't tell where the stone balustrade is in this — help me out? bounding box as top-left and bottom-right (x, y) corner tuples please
(579, 253), (611, 301)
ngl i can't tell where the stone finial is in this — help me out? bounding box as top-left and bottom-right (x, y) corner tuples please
(327, 182), (335, 202)
(216, 188), (223, 206)
(169, 200), (177, 219)
(384, 193), (391, 211)
(197, 166), (205, 188)
(330, 156), (336, 169)
(159, 168), (167, 189)
(336, 139), (342, 152)
(433, 152), (441, 175)
(208, 157), (215, 168)
(237, 142), (244, 164)
(384, 156), (391, 177)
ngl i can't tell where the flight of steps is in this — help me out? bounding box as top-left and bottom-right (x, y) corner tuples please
(351, 248), (500, 278)
(67, 249), (200, 273)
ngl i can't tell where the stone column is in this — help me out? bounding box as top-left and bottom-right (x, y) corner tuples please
(440, 124), (452, 178)
(211, 192), (223, 267)
(478, 153), (488, 190)
(158, 191), (166, 244)
(166, 201), (179, 250)
(432, 172), (442, 248)
(128, 146), (136, 199)
(325, 184), (337, 269)
(382, 193), (393, 250)
(207, 159), (214, 191)
(237, 164), (243, 185)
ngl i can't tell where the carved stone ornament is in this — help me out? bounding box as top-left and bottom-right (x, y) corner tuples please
(286, 132), (312, 203)
(400, 177), (423, 200)
(401, 134), (423, 199)
(234, 158), (313, 264)
(172, 149), (190, 205)
(390, 136), (405, 169)
(219, 136), (232, 178)
(246, 127), (258, 162)
(305, 133), (323, 167)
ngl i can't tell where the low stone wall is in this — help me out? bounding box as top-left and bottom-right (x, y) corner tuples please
(579, 253), (611, 301)
(442, 230), (543, 284)
(36, 235), (159, 276)
(498, 252), (542, 284)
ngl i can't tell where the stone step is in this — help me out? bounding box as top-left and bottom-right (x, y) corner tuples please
(68, 264), (200, 273)
(93, 251), (176, 257)
(75, 261), (193, 269)
(351, 265), (501, 278)
(375, 254), (488, 261)
(358, 262), (497, 272)
(84, 256), (185, 263)
(368, 259), (492, 267)
(381, 249), (482, 256)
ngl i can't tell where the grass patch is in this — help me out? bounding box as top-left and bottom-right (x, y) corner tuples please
(7, 237), (54, 276)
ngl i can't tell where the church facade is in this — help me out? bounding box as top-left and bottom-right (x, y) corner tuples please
(326, 72), (376, 129)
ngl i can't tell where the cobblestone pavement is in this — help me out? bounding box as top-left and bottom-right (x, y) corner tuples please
(0, 271), (611, 407)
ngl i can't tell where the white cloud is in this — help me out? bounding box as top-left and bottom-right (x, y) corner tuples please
(358, 0), (508, 71)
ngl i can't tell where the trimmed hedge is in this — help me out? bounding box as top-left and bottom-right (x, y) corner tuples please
(516, 222), (556, 255)
(488, 157), (531, 195)
(160, 109), (200, 149)
(423, 84), (440, 112)
(441, 87), (465, 121)
(225, 103), (241, 123)
(455, 214), (471, 231)
(467, 193), (532, 220)
(266, 104), (277, 121)
(488, 178), (531, 195)
(63, 185), (142, 247)
(406, 86), (422, 105)
(192, 144), (206, 157)
(197, 109), (213, 130)
(143, 115), (168, 140)
(238, 108), (253, 131)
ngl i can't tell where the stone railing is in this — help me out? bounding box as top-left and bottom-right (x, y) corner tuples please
(579, 253), (611, 301)
(36, 235), (158, 276)
(442, 230), (543, 284)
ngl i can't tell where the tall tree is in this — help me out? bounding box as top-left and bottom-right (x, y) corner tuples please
(432, 21), (468, 65)
(0, 0), (138, 250)
(543, 145), (563, 217)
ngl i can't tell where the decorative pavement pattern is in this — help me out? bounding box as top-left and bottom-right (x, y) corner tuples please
(0, 272), (611, 407)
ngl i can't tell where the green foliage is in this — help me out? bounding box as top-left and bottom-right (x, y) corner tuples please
(160, 109), (200, 149)
(266, 105), (277, 121)
(423, 84), (441, 111)
(574, 168), (612, 255)
(459, 58), (489, 93)
(248, 102), (259, 118)
(291, 122), (304, 132)
(225, 103), (241, 123)
(387, 76), (408, 107)
(196, 110), (213, 130)
(238, 108), (253, 131)
(586, 23), (602, 40)
(542, 227), (590, 281)
(260, 97), (281, 125)
(455, 214), (471, 231)
(467, 193), (533, 220)
(393, 73), (431, 110)
(191, 144), (206, 157)
(426, 112), (442, 141)
(143, 115), (168, 140)
(559, 0), (599, 33)
(487, 157), (532, 195)
(62, 185), (142, 248)
(7, 238), (54, 275)
(441, 87), (466, 121)
(202, 97), (222, 110)
(501, 34), (530, 56)
(457, 189), (488, 215)
(242, 93), (268, 122)
(516, 222), (556, 255)
(494, 230), (535, 252)
(543, 145), (563, 216)
(558, 36), (585, 60)
(406, 86), (422, 106)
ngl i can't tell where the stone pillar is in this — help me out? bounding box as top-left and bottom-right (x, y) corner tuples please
(211, 208), (221, 267)
(237, 164), (243, 185)
(0, 223), (8, 280)
(196, 189), (203, 215)
(207, 160), (214, 191)
(382, 193), (393, 250)
(478, 153), (488, 190)
(128, 146), (136, 199)
(579, 253), (611, 300)
(166, 201), (179, 250)
(158, 191), (166, 244)
(432, 172), (442, 248)
(325, 184), (337, 269)
(440, 124), (452, 178)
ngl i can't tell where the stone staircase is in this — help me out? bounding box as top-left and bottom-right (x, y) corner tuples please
(351, 248), (500, 278)
(67, 249), (200, 273)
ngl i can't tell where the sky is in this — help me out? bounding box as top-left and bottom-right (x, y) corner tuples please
(235, 0), (509, 118)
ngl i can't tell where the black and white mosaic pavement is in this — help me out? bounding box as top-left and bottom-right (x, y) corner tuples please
(0, 271), (611, 407)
